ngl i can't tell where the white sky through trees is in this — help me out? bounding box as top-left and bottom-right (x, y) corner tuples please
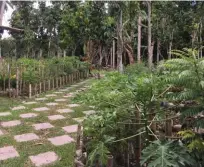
(2, 1), (52, 38)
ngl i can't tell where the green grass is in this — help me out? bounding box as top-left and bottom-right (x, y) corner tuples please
(0, 79), (94, 167)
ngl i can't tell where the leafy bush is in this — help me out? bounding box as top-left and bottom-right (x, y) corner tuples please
(75, 48), (204, 167)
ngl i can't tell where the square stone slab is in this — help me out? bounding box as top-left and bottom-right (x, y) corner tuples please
(1, 120), (21, 127)
(29, 151), (58, 167)
(0, 129), (3, 136)
(35, 97), (48, 101)
(0, 112), (11, 117)
(59, 89), (69, 92)
(0, 146), (19, 161)
(23, 101), (37, 105)
(55, 99), (67, 102)
(62, 125), (78, 133)
(46, 103), (58, 106)
(48, 135), (74, 146)
(67, 104), (80, 108)
(12, 106), (26, 111)
(20, 113), (38, 118)
(73, 117), (85, 123)
(33, 107), (49, 112)
(14, 133), (39, 142)
(48, 115), (65, 121)
(45, 94), (57, 97)
(32, 123), (54, 130)
(63, 93), (75, 98)
(57, 108), (74, 113)
(54, 92), (63, 94)
(83, 110), (96, 115)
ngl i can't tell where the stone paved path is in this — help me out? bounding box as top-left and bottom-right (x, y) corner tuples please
(0, 79), (95, 167)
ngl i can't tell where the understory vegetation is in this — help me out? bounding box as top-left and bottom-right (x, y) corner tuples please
(0, 56), (89, 90)
(74, 48), (204, 167)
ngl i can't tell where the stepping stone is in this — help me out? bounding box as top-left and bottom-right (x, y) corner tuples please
(0, 129), (4, 136)
(57, 108), (74, 113)
(55, 99), (67, 102)
(32, 123), (54, 130)
(67, 104), (80, 108)
(83, 110), (96, 115)
(33, 107), (49, 112)
(0, 112), (11, 117)
(20, 113), (38, 118)
(73, 117), (85, 123)
(62, 125), (78, 133)
(35, 98), (48, 101)
(14, 133), (39, 142)
(23, 101), (37, 105)
(59, 89), (69, 92)
(12, 106), (26, 111)
(48, 115), (65, 121)
(71, 85), (78, 87)
(48, 135), (74, 146)
(54, 92), (63, 94)
(29, 151), (58, 167)
(1, 120), (21, 127)
(45, 94), (57, 97)
(0, 146), (19, 161)
(46, 103), (58, 106)
(63, 93), (75, 98)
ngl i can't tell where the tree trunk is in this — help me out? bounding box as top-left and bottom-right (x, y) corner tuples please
(39, 48), (42, 58)
(168, 41), (172, 59)
(137, 15), (142, 63)
(99, 44), (103, 66)
(63, 49), (66, 57)
(113, 40), (115, 69)
(117, 9), (123, 73)
(147, 1), (153, 68)
(200, 21), (202, 58)
(156, 39), (160, 63)
(48, 36), (51, 57)
(125, 43), (134, 64)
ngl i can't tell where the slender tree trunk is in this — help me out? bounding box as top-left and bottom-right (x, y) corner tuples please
(168, 31), (173, 59)
(147, 1), (153, 68)
(99, 43), (103, 66)
(48, 35), (51, 57)
(125, 44), (134, 64)
(113, 39), (115, 69)
(168, 41), (172, 59)
(63, 49), (66, 57)
(137, 15), (142, 63)
(135, 106), (141, 167)
(117, 9), (123, 73)
(156, 39), (160, 63)
(39, 49), (43, 58)
(200, 21), (202, 58)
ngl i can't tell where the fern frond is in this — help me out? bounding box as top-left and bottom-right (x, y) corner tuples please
(181, 106), (203, 117)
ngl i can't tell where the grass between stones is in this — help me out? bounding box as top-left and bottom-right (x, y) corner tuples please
(0, 79), (93, 167)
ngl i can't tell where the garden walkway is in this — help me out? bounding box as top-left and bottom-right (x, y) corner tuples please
(0, 80), (94, 167)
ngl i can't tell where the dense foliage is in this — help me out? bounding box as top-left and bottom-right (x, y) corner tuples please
(74, 48), (204, 167)
(1, 1), (204, 68)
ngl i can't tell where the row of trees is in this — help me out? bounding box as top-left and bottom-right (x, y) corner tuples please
(1, 1), (204, 69)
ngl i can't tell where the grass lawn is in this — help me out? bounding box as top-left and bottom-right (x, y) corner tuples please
(0, 79), (93, 167)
